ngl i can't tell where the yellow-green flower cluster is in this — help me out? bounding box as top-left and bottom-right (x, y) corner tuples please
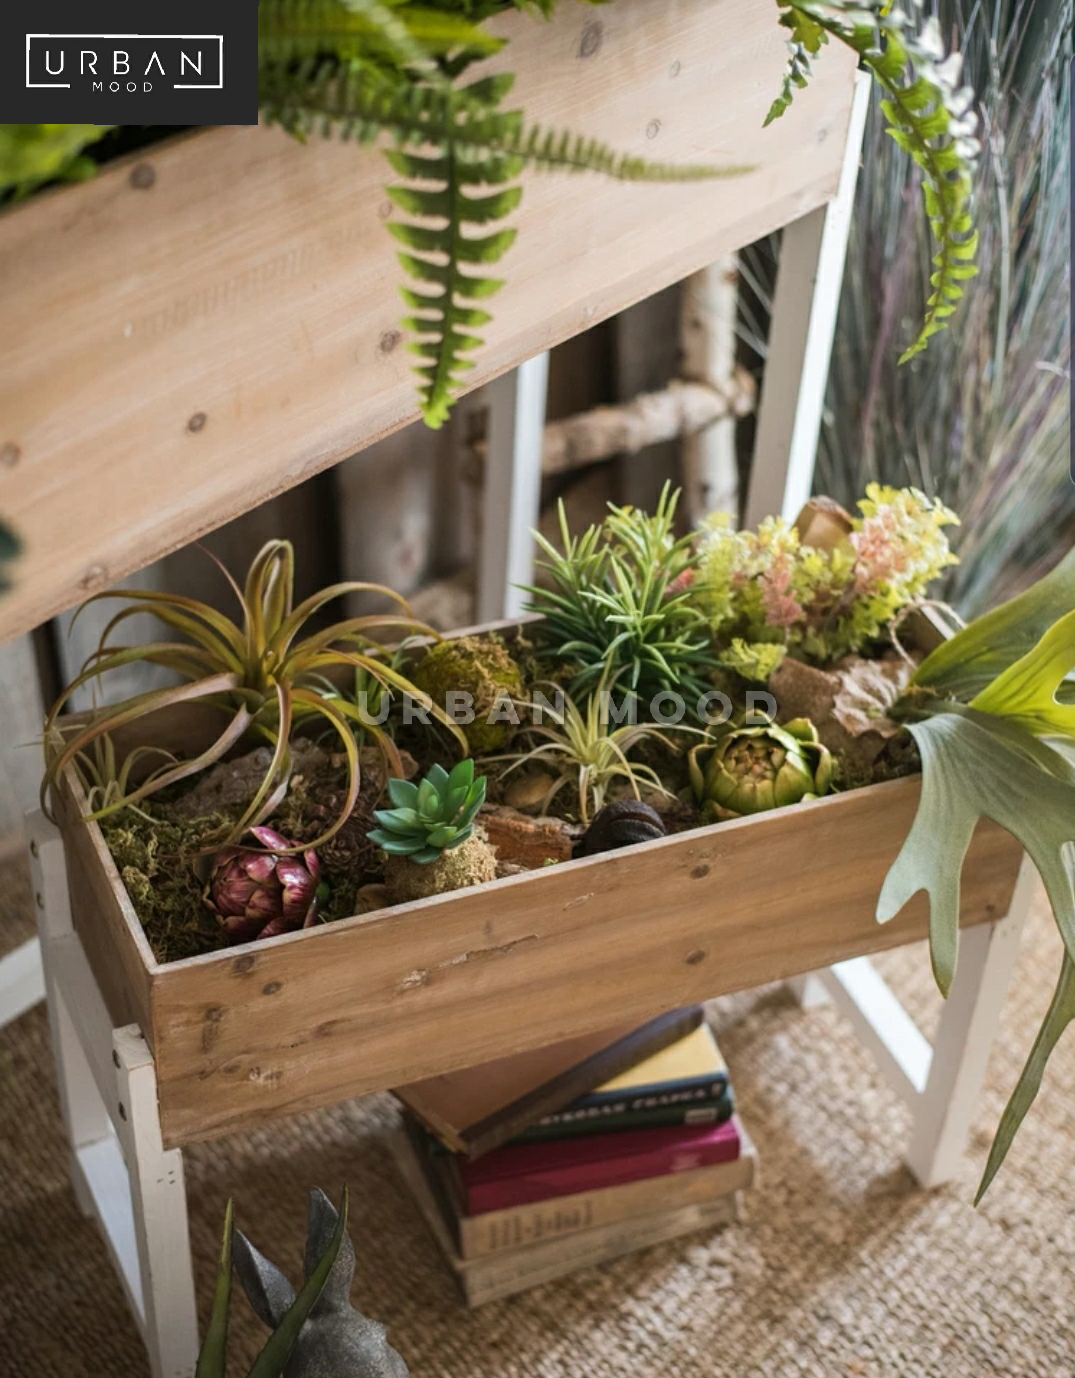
(695, 485), (959, 672)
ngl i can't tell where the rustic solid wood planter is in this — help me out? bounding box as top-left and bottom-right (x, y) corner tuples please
(0, 0), (858, 645)
(57, 621), (1025, 1152)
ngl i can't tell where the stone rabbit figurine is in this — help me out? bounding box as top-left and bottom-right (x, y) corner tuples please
(232, 1188), (410, 1378)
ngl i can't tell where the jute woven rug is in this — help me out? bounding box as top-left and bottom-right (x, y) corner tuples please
(1, 852), (1073, 1378)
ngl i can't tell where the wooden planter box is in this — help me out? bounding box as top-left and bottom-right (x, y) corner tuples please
(0, 0), (858, 646)
(56, 621), (1025, 1152)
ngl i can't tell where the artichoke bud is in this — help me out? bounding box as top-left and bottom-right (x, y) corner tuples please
(205, 826), (323, 945)
(689, 718), (833, 821)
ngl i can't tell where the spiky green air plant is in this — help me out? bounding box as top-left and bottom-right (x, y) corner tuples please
(488, 677), (681, 824)
(196, 1190), (349, 1378)
(368, 757), (486, 863)
(0, 516), (21, 595)
(41, 541), (467, 849)
(877, 547), (1075, 1199)
(523, 483), (720, 714)
(688, 717), (833, 821)
(768, 0), (980, 358)
(71, 732), (178, 823)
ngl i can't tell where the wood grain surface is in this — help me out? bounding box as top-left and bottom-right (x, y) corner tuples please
(0, 0), (856, 643)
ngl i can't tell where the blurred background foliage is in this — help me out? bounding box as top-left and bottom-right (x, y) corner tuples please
(815, 0), (1072, 615)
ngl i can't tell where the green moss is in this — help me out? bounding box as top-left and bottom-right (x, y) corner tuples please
(411, 634), (525, 755)
(101, 811), (230, 964)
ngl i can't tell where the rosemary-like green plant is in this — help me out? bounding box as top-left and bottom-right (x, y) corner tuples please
(523, 483), (720, 712)
(490, 678), (679, 823)
(42, 541), (467, 848)
(768, 0), (980, 359)
(879, 547), (1075, 1198)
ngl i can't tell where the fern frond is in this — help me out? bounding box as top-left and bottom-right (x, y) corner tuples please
(260, 57), (751, 425)
(768, 1), (980, 359)
(258, 0), (500, 73)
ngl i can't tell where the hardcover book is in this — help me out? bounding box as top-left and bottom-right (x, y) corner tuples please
(404, 1112), (755, 1260)
(393, 1126), (753, 1305)
(450, 1116), (742, 1215)
(392, 1006), (704, 1157)
(515, 1022), (731, 1142)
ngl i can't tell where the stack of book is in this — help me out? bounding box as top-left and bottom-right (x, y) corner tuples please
(392, 1007), (756, 1305)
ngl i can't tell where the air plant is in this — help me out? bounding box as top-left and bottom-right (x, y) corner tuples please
(523, 484), (720, 714)
(490, 678), (681, 824)
(41, 541), (467, 849)
(70, 731), (178, 823)
(878, 547), (1075, 1198)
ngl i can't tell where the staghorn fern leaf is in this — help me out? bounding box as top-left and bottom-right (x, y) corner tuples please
(881, 595), (1075, 1197)
(768, 1), (980, 359)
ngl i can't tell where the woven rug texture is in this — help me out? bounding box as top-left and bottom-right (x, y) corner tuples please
(1, 853), (1073, 1378)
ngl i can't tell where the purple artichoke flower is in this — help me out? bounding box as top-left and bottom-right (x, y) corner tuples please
(206, 826), (323, 945)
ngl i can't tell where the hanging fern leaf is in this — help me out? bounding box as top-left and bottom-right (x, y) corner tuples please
(767, 1), (980, 359)
(261, 57), (749, 424)
(258, 0), (500, 73)
(386, 102), (525, 426)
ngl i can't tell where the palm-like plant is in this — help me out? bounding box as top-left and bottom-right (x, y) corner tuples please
(489, 678), (681, 823)
(524, 484), (720, 713)
(42, 541), (467, 847)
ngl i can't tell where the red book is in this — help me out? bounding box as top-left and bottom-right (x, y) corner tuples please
(455, 1118), (741, 1215)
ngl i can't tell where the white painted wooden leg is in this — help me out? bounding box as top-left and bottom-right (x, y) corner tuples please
(476, 352), (550, 622)
(904, 860), (1036, 1187)
(114, 1024), (200, 1378)
(29, 813), (199, 1378)
(0, 936), (45, 1028)
(744, 71), (870, 527)
(786, 971), (832, 1009)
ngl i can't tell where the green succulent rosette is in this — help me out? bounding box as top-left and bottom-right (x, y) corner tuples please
(688, 717), (833, 821)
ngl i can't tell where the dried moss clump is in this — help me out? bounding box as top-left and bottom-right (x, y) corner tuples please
(101, 811), (231, 963)
(410, 634), (525, 755)
(384, 829), (498, 905)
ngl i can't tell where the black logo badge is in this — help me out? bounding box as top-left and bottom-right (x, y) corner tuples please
(1, 2), (258, 124)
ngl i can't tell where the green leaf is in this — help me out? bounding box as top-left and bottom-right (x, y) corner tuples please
(387, 777), (419, 809)
(877, 707), (1075, 1193)
(977, 954), (1075, 1202)
(970, 609), (1075, 739)
(911, 548), (1075, 702)
(196, 1199), (233, 1378)
(246, 1188), (349, 1378)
